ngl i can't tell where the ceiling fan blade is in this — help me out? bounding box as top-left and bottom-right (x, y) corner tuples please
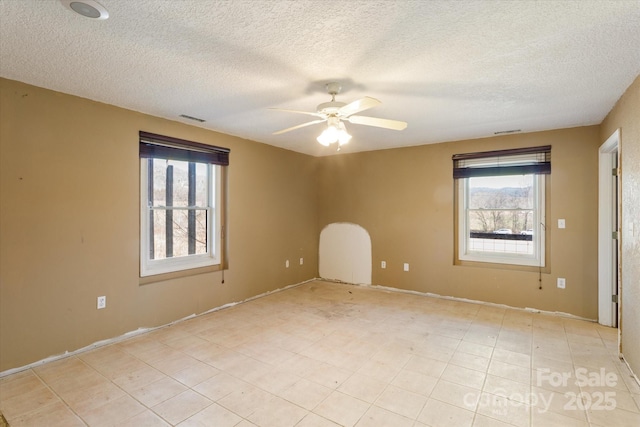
(338, 96), (381, 117)
(347, 115), (408, 130)
(273, 119), (327, 135)
(269, 108), (325, 118)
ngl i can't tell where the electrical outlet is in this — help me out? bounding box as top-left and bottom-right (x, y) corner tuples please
(299, 257), (304, 265)
(557, 278), (566, 289)
(404, 263), (409, 272)
(97, 296), (106, 309)
(381, 261), (386, 269)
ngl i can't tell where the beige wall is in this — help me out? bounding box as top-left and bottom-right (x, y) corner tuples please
(317, 127), (602, 319)
(0, 78), (319, 371)
(0, 75), (625, 373)
(601, 75), (640, 378)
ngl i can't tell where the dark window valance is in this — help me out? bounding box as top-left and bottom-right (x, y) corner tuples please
(139, 131), (230, 166)
(452, 145), (550, 179)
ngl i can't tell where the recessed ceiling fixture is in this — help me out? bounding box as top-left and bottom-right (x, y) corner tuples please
(60, 0), (109, 20)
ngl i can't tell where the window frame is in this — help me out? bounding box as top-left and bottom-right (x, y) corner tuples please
(457, 173), (546, 267)
(453, 146), (550, 269)
(139, 131), (229, 278)
(140, 160), (222, 277)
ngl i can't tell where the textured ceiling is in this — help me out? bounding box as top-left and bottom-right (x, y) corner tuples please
(1, 0), (639, 156)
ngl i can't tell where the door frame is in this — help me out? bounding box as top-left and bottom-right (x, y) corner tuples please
(598, 129), (620, 327)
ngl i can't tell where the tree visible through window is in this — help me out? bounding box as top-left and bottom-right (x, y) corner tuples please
(465, 174), (537, 257)
(147, 159), (210, 260)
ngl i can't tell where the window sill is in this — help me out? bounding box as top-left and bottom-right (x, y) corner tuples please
(139, 264), (223, 285)
(454, 258), (550, 273)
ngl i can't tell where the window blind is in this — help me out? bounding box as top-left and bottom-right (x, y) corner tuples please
(452, 145), (550, 179)
(139, 131), (230, 166)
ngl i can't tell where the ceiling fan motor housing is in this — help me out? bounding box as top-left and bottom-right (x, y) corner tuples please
(317, 82), (346, 115)
(317, 101), (346, 115)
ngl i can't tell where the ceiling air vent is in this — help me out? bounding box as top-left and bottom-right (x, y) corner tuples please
(179, 114), (206, 123)
(494, 129), (521, 135)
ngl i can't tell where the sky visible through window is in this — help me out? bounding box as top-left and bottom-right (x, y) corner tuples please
(470, 174), (532, 189)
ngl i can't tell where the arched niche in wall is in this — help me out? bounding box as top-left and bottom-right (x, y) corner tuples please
(319, 223), (372, 285)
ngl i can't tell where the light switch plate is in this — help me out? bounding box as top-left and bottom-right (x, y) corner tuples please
(558, 219), (566, 229)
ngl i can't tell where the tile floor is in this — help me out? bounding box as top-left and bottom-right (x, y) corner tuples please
(1, 280), (639, 427)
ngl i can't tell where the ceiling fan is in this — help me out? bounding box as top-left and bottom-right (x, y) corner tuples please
(271, 82), (407, 148)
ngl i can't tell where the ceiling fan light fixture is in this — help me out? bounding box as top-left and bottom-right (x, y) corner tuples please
(317, 126), (337, 146)
(271, 81), (405, 148)
(338, 132), (352, 145)
(317, 119), (351, 147)
(337, 122), (352, 145)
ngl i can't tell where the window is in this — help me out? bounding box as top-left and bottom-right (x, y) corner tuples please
(139, 131), (229, 277)
(453, 146), (550, 267)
